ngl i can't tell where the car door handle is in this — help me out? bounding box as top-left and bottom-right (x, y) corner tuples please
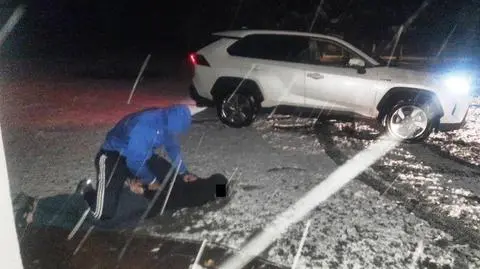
(307, 73), (324, 79)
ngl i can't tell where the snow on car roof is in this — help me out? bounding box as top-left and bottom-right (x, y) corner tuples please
(213, 29), (334, 40)
(212, 29), (380, 66)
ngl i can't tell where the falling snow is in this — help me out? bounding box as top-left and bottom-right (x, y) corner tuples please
(2, 64), (479, 268)
(296, 99), (480, 233)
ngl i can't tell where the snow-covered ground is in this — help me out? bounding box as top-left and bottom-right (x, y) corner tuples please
(308, 99), (480, 234)
(142, 114), (480, 268)
(428, 101), (480, 167)
(1, 62), (480, 268)
(249, 97), (480, 266)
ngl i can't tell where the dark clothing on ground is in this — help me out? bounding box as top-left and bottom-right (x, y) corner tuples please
(144, 169), (228, 217)
(84, 150), (227, 221)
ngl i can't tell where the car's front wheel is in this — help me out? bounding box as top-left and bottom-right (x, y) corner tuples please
(385, 101), (435, 142)
(216, 92), (257, 128)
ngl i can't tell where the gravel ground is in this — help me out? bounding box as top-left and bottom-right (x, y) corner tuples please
(2, 75), (480, 268)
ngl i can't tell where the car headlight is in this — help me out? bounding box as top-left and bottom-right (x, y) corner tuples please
(443, 74), (472, 95)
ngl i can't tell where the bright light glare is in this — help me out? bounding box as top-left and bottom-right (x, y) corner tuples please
(443, 75), (471, 95)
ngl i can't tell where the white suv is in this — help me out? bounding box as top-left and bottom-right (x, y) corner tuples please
(189, 30), (473, 142)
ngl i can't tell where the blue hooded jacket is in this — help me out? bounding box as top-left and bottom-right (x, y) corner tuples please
(101, 105), (191, 184)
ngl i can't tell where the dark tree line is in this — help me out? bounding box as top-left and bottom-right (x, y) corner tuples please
(184, 0), (479, 57)
(1, 0), (478, 58)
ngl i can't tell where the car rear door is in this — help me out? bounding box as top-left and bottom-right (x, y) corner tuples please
(226, 34), (310, 108)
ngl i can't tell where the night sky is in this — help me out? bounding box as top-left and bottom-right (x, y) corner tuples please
(0, 0), (479, 59)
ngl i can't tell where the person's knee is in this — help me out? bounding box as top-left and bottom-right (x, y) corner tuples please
(83, 190), (96, 209)
(94, 198), (119, 221)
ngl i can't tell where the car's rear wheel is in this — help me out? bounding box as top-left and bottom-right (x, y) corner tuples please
(385, 101), (435, 142)
(216, 92), (257, 128)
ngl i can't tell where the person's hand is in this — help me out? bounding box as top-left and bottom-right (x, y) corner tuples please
(183, 173), (198, 183)
(128, 179), (144, 195)
(148, 181), (162, 191)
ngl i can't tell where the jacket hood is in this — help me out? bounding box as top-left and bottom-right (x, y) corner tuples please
(166, 104), (192, 134)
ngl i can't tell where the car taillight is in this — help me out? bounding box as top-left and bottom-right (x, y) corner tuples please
(189, 53), (210, 67)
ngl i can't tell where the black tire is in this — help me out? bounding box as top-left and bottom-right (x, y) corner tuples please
(216, 92), (258, 128)
(384, 100), (436, 143)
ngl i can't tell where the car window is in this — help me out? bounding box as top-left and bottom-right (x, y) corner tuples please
(227, 34), (310, 63)
(306, 39), (363, 68)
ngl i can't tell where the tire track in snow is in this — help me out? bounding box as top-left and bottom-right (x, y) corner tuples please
(313, 120), (480, 250)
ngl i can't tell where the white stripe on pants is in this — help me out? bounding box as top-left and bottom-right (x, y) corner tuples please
(93, 154), (107, 219)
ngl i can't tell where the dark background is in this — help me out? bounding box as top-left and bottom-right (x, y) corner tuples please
(0, 0), (479, 60)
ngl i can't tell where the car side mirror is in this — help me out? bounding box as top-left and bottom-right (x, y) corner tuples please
(348, 58), (366, 74)
(348, 58), (365, 68)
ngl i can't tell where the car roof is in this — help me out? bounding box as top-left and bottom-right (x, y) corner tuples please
(213, 29), (342, 42)
(212, 29), (380, 66)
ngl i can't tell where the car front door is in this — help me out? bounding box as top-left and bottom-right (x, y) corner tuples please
(302, 38), (379, 117)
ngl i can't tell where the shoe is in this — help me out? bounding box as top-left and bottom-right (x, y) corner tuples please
(75, 178), (95, 196)
(12, 192), (37, 230)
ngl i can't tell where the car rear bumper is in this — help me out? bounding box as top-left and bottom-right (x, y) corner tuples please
(189, 85), (214, 107)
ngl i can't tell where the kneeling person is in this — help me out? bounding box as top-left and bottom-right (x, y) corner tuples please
(80, 104), (226, 222)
